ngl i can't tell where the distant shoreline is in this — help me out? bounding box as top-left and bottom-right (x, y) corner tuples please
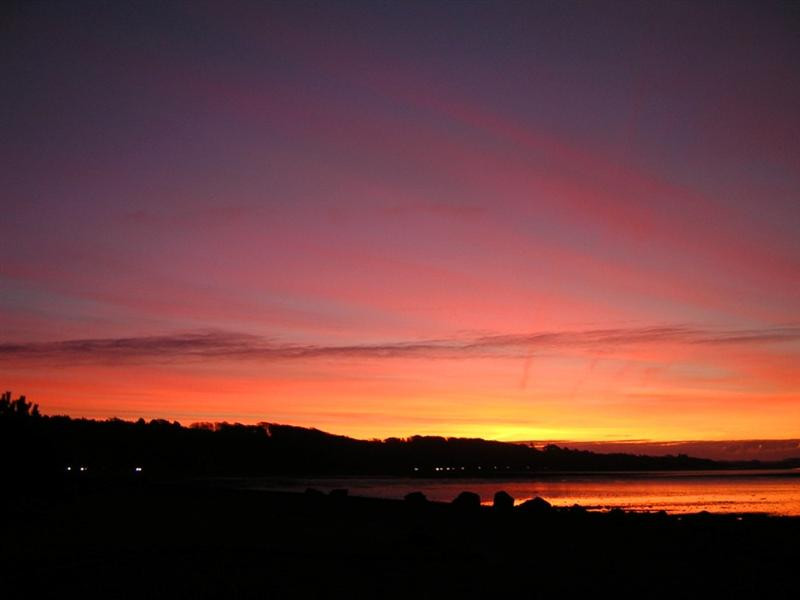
(4, 401), (799, 481)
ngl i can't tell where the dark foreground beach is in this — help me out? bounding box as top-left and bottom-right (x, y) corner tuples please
(3, 478), (798, 599)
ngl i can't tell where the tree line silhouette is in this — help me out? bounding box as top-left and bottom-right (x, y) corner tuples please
(3, 391), (797, 479)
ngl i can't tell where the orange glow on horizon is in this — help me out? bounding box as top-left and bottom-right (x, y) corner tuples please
(4, 334), (798, 443)
(3, 2), (799, 449)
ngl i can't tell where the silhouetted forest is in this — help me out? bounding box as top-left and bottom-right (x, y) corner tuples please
(3, 392), (798, 480)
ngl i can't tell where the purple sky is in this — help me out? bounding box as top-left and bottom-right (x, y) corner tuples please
(2, 1), (799, 443)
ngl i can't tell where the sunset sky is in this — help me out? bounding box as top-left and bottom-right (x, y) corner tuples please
(2, 1), (799, 442)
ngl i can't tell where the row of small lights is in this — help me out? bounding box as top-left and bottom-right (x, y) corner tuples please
(65, 466), (143, 472)
(66, 465), (530, 473)
(419, 466), (523, 472)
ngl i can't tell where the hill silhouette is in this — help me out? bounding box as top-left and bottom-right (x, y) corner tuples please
(4, 391), (798, 479)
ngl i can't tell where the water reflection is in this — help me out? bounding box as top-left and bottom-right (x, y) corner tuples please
(250, 469), (800, 515)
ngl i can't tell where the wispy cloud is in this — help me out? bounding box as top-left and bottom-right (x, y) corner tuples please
(2, 326), (799, 365)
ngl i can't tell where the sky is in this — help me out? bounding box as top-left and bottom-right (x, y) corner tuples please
(2, 0), (799, 443)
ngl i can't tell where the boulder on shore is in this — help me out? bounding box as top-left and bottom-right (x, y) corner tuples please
(451, 491), (481, 510)
(404, 491), (428, 506)
(493, 490), (514, 512)
(516, 496), (552, 514)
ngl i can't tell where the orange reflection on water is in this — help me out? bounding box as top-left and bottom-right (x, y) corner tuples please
(264, 469), (800, 515)
(489, 470), (800, 514)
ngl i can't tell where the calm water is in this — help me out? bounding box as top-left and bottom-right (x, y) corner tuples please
(245, 469), (800, 515)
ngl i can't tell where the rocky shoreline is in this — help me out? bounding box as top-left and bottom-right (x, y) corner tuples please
(3, 479), (799, 598)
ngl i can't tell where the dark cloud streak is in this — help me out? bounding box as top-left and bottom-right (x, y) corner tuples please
(2, 326), (799, 366)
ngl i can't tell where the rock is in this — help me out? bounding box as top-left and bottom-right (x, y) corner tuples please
(404, 491), (428, 506)
(608, 507), (626, 521)
(569, 503), (587, 515)
(451, 491), (481, 510)
(493, 490), (514, 512)
(516, 496), (552, 514)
